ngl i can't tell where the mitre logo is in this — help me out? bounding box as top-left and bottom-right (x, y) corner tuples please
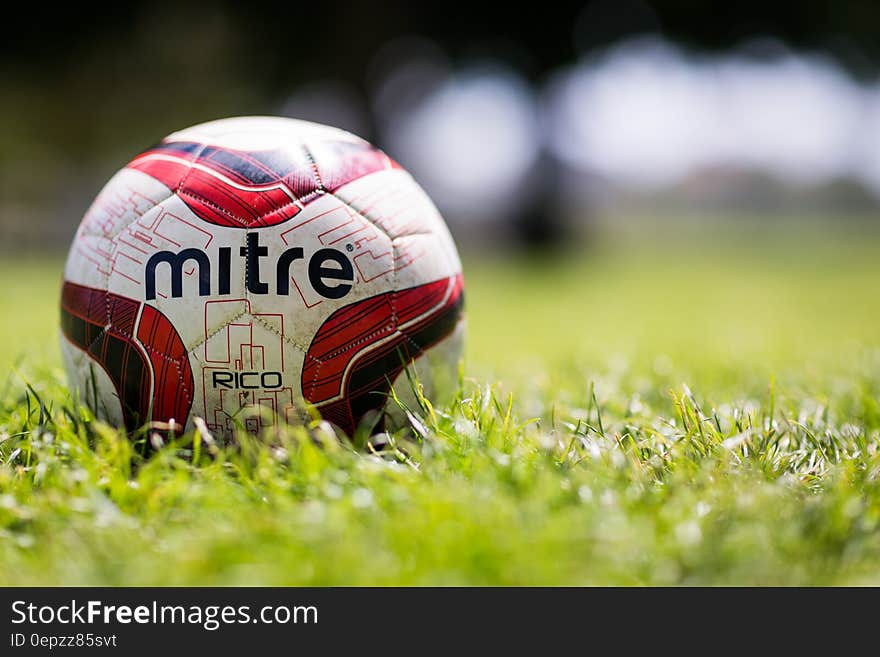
(144, 231), (354, 301)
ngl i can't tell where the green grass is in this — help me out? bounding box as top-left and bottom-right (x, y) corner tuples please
(2, 223), (880, 585)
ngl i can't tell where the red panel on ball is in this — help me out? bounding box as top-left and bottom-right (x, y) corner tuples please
(137, 304), (195, 428)
(128, 138), (396, 229)
(60, 281), (194, 430)
(302, 274), (464, 435)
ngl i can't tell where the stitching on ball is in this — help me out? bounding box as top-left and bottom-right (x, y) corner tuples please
(249, 313), (309, 353)
(306, 356), (322, 401)
(176, 143), (210, 194)
(323, 190), (400, 330)
(319, 324), (396, 362)
(176, 188), (250, 228)
(75, 189), (177, 242)
(138, 341), (193, 405)
(185, 307), (249, 355)
(300, 141), (325, 192)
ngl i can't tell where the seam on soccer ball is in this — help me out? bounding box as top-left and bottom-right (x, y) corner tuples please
(79, 141), (208, 244)
(249, 313), (309, 353)
(298, 189), (324, 206)
(177, 188), (251, 228)
(103, 236), (143, 342)
(80, 324), (110, 360)
(325, 189), (395, 242)
(102, 240), (116, 329)
(255, 197), (302, 224)
(325, 182), (436, 240)
(323, 190), (400, 328)
(75, 189), (178, 243)
(185, 307), (249, 355)
(318, 323), (397, 362)
(175, 143), (211, 194)
(393, 329), (430, 363)
(306, 357), (322, 401)
(299, 140), (325, 192)
(137, 342), (193, 406)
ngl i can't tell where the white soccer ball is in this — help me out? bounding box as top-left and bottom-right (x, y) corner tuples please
(61, 116), (464, 439)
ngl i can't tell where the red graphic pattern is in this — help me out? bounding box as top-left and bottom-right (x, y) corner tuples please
(302, 274), (464, 435)
(138, 304), (194, 427)
(197, 299), (296, 436)
(128, 139), (396, 229)
(60, 281), (194, 430)
(309, 139), (401, 191)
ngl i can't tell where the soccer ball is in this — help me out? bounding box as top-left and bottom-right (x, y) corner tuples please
(60, 116), (464, 439)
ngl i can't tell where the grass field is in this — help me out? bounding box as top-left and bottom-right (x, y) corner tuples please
(2, 222), (880, 585)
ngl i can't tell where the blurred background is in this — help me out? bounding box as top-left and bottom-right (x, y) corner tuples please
(3, 0), (880, 387)
(4, 0), (880, 251)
